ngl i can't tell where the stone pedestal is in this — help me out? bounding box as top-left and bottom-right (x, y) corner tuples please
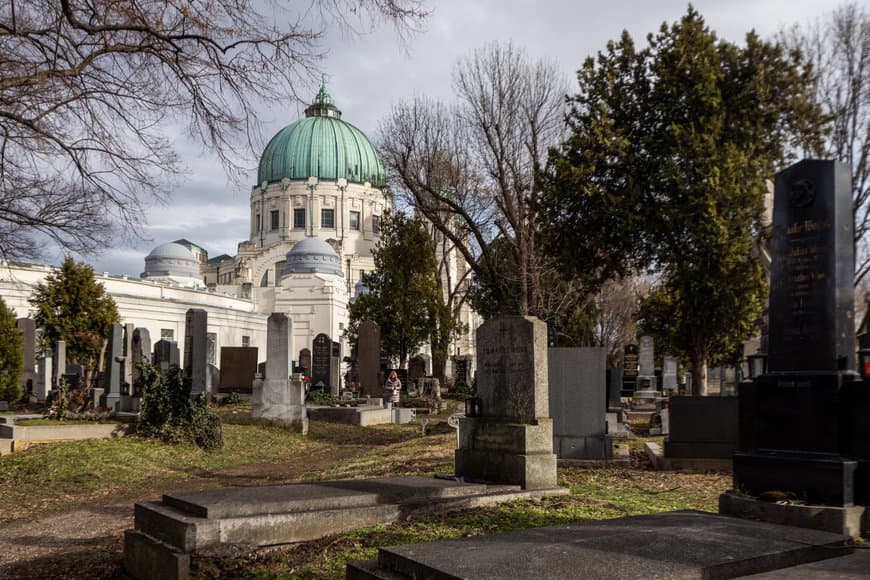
(251, 313), (307, 433)
(455, 316), (557, 490)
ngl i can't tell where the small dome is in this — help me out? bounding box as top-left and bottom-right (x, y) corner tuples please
(283, 238), (343, 276)
(351, 278), (370, 302)
(257, 82), (386, 187)
(142, 242), (200, 279)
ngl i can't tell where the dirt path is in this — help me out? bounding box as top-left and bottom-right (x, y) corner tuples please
(0, 444), (380, 580)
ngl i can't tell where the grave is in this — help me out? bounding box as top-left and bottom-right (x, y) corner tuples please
(218, 346), (258, 393)
(182, 309), (208, 397)
(632, 335), (658, 402)
(455, 316), (559, 490)
(357, 320), (380, 396)
(620, 343), (638, 397)
(606, 367), (627, 438)
(102, 322), (124, 411)
(16, 318), (36, 393)
(124, 477), (564, 580)
(153, 339), (180, 373)
(330, 340), (341, 396)
(654, 396), (738, 471)
(132, 328), (151, 395)
(726, 159), (869, 520)
(298, 347), (311, 377)
(408, 354), (428, 388)
(311, 332), (332, 392)
(548, 347), (611, 462)
(35, 354), (51, 402)
(53, 340), (66, 390)
(347, 511), (854, 580)
(251, 313), (307, 433)
(662, 356), (678, 393)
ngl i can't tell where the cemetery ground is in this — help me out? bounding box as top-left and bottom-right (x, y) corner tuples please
(0, 402), (728, 579)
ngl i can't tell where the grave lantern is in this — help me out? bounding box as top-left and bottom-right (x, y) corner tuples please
(858, 348), (870, 379)
(465, 396), (482, 417)
(747, 352), (767, 379)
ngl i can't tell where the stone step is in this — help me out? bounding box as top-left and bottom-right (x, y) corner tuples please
(346, 559), (410, 580)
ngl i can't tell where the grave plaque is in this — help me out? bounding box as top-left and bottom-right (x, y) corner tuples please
(357, 321), (380, 396)
(219, 346), (259, 393)
(621, 344), (638, 396)
(311, 333), (331, 391)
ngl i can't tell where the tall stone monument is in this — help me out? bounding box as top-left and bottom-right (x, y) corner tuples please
(621, 344), (638, 396)
(183, 309), (208, 397)
(132, 328), (151, 393)
(16, 318), (36, 393)
(357, 320), (380, 397)
(455, 316), (558, 490)
(103, 322), (124, 411)
(662, 356), (678, 392)
(252, 313), (307, 433)
(733, 160), (859, 506)
(311, 333), (331, 391)
(54, 340), (66, 389)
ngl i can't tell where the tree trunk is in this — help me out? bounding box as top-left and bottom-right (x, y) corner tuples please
(691, 353), (708, 396)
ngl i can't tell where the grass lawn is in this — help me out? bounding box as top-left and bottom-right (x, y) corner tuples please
(0, 401), (730, 579)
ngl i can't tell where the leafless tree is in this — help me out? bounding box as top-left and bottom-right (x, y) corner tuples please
(592, 275), (647, 366)
(783, 3), (870, 284)
(379, 42), (567, 317)
(0, 0), (427, 261)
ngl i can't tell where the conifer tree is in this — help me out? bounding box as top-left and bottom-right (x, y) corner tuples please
(30, 257), (120, 387)
(540, 8), (825, 393)
(0, 297), (23, 402)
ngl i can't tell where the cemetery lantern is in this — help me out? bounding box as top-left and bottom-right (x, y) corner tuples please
(858, 347), (870, 379)
(465, 396), (482, 417)
(747, 352), (768, 380)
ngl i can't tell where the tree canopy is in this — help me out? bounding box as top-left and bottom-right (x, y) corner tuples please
(539, 7), (825, 392)
(30, 257), (119, 386)
(0, 296), (23, 403)
(0, 0), (427, 260)
(347, 211), (448, 369)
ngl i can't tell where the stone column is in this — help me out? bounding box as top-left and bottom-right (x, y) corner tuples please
(54, 340), (66, 389)
(103, 322), (123, 411)
(455, 316), (557, 490)
(252, 313), (307, 433)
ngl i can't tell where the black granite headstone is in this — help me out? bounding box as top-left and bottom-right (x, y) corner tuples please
(311, 333), (331, 391)
(621, 344), (638, 397)
(734, 160), (861, 507)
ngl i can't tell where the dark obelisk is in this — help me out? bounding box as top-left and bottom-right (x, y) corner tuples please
(734, 159), (859, 505)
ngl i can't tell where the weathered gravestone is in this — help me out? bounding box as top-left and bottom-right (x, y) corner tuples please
(54, 340), (66, 390)
(153, 339), (180, 373)
(357, 320), (380, 397)
(16, 318), (36, 393)
(298, 348), (311, 377)
(548, 347), (610, 460)
(35, 354), (52, 402)
(132, 328), (151, 395)
(636, 335), (657, 393)
(311, 333), (331, 392)
(252, 313), (307, 433)
(183, 308), (208, 397)
(218, 346), (259, 393)
(123, 322), (135, 392)
(733, 160), (861, 506)
(455, 316), (558, 490)
(662, 356), (678, 392)
(330, 341), (341, 397)
(103, 322), (124, 411)
(621, 344), (639, 396)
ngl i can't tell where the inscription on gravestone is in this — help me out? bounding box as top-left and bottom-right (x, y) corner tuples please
(311, 333), (331, 391)
(622, 344), (638, 395)
(768, 160), (855, 372)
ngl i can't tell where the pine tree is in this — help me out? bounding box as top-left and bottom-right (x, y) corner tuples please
(30, 257), (120, 387)
(0, 297), (23, 403)
(540, 8), (825, 393)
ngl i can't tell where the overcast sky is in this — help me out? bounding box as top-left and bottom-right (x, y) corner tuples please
(64, 0), (858, 277)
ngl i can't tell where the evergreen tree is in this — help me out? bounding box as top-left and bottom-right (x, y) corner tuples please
(30, 257), (120, 387)
(0, 297), (23, 402)
(348, 212), (450, 369)
(539, 8), (825, 393)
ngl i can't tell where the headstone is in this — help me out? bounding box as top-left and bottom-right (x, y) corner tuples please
(36, 355), (52, 402)
(662, 356), (678, 392)
(183, 308), (208, 397)
(311, 333), (331, 392)
(330, 341), (341, 397)
(621, 344), (638, 396)
(548, 348), (610, 460)
(16, 318), (36, 392)
(122, 322), (135, 391)
(734, 159), (860, 507)
(453, 357), (470, 388)
(357, 320), (380, 397)
(206, 364), (220, 395)
(132, 328), (151, 394)
(218, 346), (259, 393)
(252, 313), (307, 433)
(455, 316), (557, 490)
(53, 340), (66, 390)
(607, 367), (623, 411)
(103, 322), (123, 411)
(637, 335), (656, 391)
(153, 339), (180, 373)
(298, 348), (311, 376)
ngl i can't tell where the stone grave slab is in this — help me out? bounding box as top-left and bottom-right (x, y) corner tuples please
(348, 511), (852, 580)
(548, 347), (609, 461)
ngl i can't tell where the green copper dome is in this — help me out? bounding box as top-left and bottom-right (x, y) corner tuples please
(257, 83), (386, 187)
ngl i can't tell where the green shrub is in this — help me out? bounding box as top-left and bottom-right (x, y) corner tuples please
(137, 362), (223, 450)
(306, 390), (338, 406)
(221, 391), (244, 406)
(0, 297), (23, 403)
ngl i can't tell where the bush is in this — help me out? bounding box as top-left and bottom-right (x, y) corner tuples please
(306, 390), (338, 406)
(221, 391), (244, 406)
(137, 362), (223, 450)
(0, 297), (23, 403)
